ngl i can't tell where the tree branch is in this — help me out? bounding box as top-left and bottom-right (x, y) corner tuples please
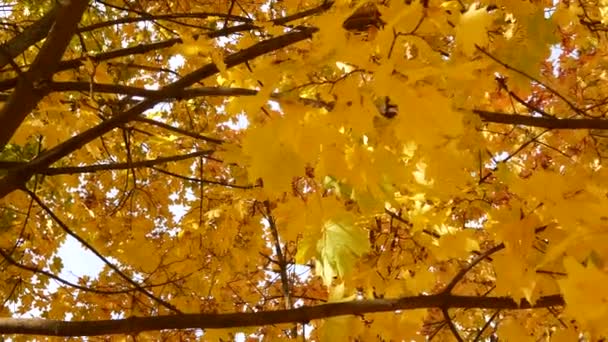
(442, 307), (464, 342)
(0, 5), (58, 70)
(0, 293), (564, 336)
(442, 225), (548, 294)
(0, 0), (334, 87)
(77, 12), (252, 33)
(134, 117), (224, 144)
(442, 244), (504, 294)
(0, 27), (318, 199)
(474, 109), (608, 130)
(37, 150), (214, 175)
(476, 45), (584, 117)
(151, 167), (258, 190)
(25, 189), (182, 314)
(472, 309), (500, 342)
(0, 39), (183, 91)
(0, 0), (90, 151)
(0, 248), (145, 295)
(44, 81), (262, 99)
(262, 200), (297, 337)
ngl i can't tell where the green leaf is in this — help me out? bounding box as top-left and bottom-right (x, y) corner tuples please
(316, 218), (370, 285)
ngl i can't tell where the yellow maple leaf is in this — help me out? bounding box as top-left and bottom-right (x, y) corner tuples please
(177, 34), (206, 56)
(492, 250), (537, 303)
(558, 257), (608, 335)
(456, 5), (495, 56)
(210, 49), (227, 77)
(406, 266), (436, 294)
(433, 229), (479, 261)
(497, 317), (532, 341)
(242, 119), (307, 194)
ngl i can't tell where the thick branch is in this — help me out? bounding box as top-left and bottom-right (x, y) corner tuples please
(0, 5), (58, 70)
(0, 0), (90, 151)
(34, 27), (317, 165)
(0, 0), (334, 87)
(0, 39), (184, 91)
(0, 27), (318, 199)
(0, 294), (564, 336)
(474, 110), (608, 130)
(43, 81), (261, 99)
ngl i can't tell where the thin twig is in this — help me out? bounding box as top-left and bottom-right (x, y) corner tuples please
(442, 307), (464, 342)
(0, 248), (141, 295)
(262, 200), (297, 337)
(39, 150), (214, 175)
(472, 310), (500, 342)
(443, 244), (504, 294)
(476, 45), (584, 117)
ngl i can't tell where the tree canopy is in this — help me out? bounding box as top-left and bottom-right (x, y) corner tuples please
(0, 0), (607, 340)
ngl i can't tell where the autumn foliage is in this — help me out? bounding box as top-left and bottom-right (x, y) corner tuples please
(1, 0), (608, 340)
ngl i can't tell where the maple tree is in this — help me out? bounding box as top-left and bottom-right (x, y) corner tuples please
(1, 0), (608, 340)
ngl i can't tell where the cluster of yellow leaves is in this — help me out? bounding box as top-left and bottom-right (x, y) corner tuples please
(3, 0), (608, 340)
